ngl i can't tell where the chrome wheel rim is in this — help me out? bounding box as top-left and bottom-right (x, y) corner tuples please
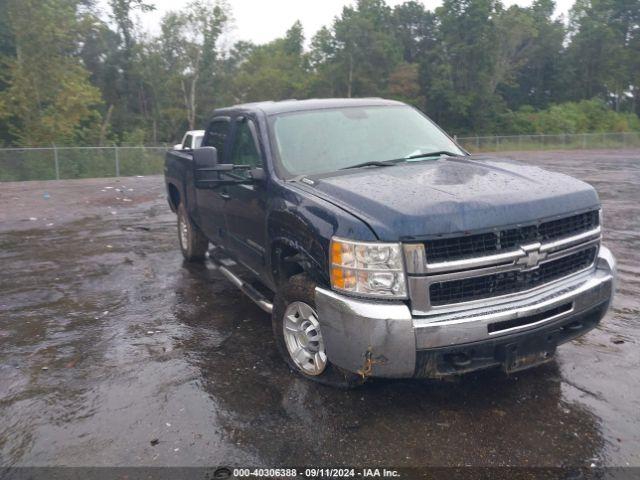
(178, 215), (188, 250)
(282, 301), (327, 376)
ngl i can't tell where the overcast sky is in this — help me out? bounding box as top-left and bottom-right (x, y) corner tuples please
(108, 0), (576, 45)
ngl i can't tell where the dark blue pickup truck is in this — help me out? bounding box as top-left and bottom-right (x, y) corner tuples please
(164, 98), (616, 387)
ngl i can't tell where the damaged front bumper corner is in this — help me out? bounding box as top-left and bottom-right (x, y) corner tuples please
(315, 246), (616, 379)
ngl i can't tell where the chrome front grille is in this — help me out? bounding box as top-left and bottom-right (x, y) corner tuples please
(428, 246), (597, 306)
(404, 210), (602, 313)
(422, 210), (599, 263)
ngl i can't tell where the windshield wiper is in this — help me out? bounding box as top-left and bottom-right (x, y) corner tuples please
(340, 151), (464, 171)
(405, 150), (464, 160)
(340, 159), (401, 170)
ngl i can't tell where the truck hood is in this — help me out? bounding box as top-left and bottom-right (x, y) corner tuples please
(300, 156), (600, 241)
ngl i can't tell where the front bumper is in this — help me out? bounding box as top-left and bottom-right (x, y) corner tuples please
(315, 246), (616, 378)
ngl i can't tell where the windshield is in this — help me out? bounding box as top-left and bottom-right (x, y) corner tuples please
(269, 105), (465, 177)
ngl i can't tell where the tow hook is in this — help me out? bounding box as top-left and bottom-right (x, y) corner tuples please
(447, 353), (471, 368)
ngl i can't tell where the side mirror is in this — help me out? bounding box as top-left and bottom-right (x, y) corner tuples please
(193, 146), (218, 169)
(173, 144), (183, 150)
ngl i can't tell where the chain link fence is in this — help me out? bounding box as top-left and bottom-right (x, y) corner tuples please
(456, 132), (640, 153)
(1, 133), (640, 181)
(0, 146), (168, 182)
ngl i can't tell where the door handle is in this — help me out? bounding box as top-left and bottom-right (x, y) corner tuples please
(219, 192), (231, 200)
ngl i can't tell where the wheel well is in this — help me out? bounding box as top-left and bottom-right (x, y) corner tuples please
(167, 183), (180, 211)
(272, 243), (305, 286)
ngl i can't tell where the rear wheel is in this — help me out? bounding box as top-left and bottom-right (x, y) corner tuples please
(272, 273), (365, 388)
(177, 203), (208, 262)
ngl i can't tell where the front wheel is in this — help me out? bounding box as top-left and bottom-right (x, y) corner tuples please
(272, 273), (365, 388)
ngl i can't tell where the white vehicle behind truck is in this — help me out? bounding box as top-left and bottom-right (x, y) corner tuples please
(173, 130), (205, 151)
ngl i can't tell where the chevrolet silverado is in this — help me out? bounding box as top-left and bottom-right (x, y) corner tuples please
(164, 98), (616, 387)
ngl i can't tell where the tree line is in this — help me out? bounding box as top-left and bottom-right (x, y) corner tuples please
(0, 0), (639, 147)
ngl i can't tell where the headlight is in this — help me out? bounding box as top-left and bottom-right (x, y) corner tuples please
(330, 237), (407, 298)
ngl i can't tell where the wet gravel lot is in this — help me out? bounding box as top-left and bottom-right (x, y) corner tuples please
(0, 149), (638, 468)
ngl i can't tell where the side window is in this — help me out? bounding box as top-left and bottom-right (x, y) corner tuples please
(183, 135), (192, 149)
(230, 118), (262, 169)
(204, 119), (230, 160)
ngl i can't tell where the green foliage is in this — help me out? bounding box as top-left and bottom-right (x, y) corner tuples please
(498, 0), (566, 109)
(0, 0), (639, 147)
(499, 99), (640, 134)
(392, 1), (436, 64)
(307, 0), (403, 98)
(565, 0), (640, 109)
(151, 1), (228, 132)
(0, 0), (102, 146)
(420, 0), (512, 131)
(387, 63), (424, 107)
(232, 22), (309, 102)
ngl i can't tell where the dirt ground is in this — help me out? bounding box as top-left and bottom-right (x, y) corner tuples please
(0, 149), (638, 469)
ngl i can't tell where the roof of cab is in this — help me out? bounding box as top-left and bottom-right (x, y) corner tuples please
(214, 97), (406, 116)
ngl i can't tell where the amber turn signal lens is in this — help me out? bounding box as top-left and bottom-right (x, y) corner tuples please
(331, 240), (343, 266)
(331, 266), (344, 288)
(331, 266), (355, 289)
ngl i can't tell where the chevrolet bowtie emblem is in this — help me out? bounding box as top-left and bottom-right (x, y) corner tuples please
(517, 243), (547, 270)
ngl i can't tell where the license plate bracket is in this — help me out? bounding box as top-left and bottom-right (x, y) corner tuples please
(501, 334), (557, 373)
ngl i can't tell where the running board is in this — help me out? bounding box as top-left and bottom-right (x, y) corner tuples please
(210, 258), (273, 314)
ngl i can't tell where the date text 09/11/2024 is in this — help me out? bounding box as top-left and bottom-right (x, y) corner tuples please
(232, 468), (401, 477)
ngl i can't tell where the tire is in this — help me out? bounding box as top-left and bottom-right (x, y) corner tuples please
(272, 273), (365, 388)
(176, 203), (208, 262)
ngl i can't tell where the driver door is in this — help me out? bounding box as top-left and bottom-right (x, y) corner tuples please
(222, 116), (268, 276)
(194, 117), (230, 245)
